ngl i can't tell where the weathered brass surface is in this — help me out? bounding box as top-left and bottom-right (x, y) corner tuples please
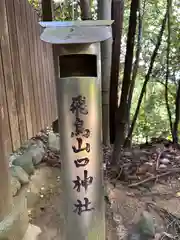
(55, 43), (105, 239)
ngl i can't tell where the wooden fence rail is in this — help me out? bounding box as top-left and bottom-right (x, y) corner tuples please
(0, 0), (57, 156)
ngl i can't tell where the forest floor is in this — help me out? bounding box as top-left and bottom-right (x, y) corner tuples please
(26, 132), (180, 239)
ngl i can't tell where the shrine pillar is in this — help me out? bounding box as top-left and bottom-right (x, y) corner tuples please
(39, 20), (113, 240)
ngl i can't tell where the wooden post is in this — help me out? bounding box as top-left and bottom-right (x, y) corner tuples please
(41, 0), (53, 21)
(0, 109), (12, 221)
(79, 0), (92, 20)
(98, 0), (112, 146)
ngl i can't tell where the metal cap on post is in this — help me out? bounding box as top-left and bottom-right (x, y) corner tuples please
(39, 20), (113, 240)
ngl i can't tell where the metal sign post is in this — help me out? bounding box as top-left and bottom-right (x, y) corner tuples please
(39, 20), (113, 240)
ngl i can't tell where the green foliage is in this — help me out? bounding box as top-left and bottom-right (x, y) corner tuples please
(28, 0), (40, 9)
(131, 76), (176, 143)
(125, 0), (179, 143)
(28, 0), (180, 144)
(28, 0), (97, 21)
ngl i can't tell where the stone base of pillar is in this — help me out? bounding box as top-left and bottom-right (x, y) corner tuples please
(0, 194), (29, 240)
(22, 224), (42, 240)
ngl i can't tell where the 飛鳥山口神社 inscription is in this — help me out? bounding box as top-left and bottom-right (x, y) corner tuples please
(70, 95), (94, 216)
(74, 157), (89, 168)
(70, 95), (88, 116)
(70, 96), (90, 138)
(73, 198), (94, 216)
(71, 117), (90, 138)
(73, 170), (93, 192)
(72, 138), (90, 153)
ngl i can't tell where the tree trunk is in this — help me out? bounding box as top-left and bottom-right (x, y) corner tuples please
(41, 0), (53, 21)
(165, 0), (173, 137)
(126, 0), (141, 143)
(79, 0), (92, 20)
(111, 0), (139, 165)
(124, 9), (168, 146)
(110, 0), (124, 144)
(125, 0), (146, 147)
(173, 80), (180, 144)
(98, 0), (112, 146)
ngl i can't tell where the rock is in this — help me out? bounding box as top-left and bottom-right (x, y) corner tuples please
(13, 152), (34, 175)
(9, 153), (20, 167)
(137, 162), (155, 175)
(48, 132), (60, 152)
(141, 150), (152, 155)
(21, 140), (32, 150)
(138, 211), (155, 238)
(22, 224), (41, 240)
(10, 165), (29, 185)
(140, 156), (148, 162)
(124, 152), (133, 157)
(159, 164), (167, 169)
(29, 145), (45, 165)
(154, 233), (162, 240)
(160, 158), (170, 164)
(0, 195), (29, 240)
(175, 155), (180, 160)
(36, 139), (45, 149)
(128, 232), (141, 240)
(11, 176), (21, 196)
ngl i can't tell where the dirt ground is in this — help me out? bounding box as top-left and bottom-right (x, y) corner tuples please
(26, 165), (62, 239)
(25, 164), (180, 240)
(20, 133), (180, 239)
(27, 165), (119, 240)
